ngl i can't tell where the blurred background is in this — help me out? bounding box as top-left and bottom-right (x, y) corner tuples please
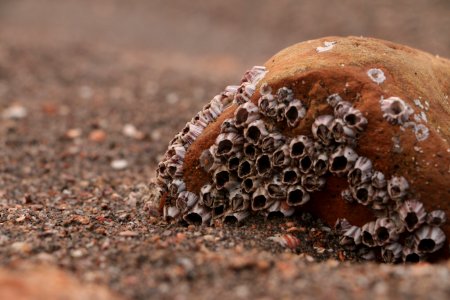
(0, 0), (449, 188)
(1, 0), (449, 69)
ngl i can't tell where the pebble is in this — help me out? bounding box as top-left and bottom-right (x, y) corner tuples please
(122, 124), (144, 139)
(88, 129), (107, 142)
(119, 230), (139, 237)
(111, 159), (128, 170)
(70, 249), (85, 258)
(11, 241), (32, 254)
(2, 104), (27, 119)
(65, 128), (82, 139)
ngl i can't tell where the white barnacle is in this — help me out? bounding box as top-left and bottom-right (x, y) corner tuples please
(334, 101), (353, 119)
(242, 65), (267, 85)
(281, 167), (301, 185)
(183, 203), (212, 226)
(284, 99), (306, 127)
(251, 186), (273, 210)
(276, 87), (294, 104)
(255, 153), (272, 176)
(244, 119), (269, 144)
(230, 188), (250, 212)
(351, 183), (374, 206)
(266, 175), (286, 199)
(398, 199), (427, 232)
(180, 123), (204, 145)
(272, 144), (291, 167)
(382, 243), (403, 263)
(241, 176), (260, 193)
(414, 123), (429, 142)
(371, 171), (387, 189)
(427, 210), (447, 226)
(243, 142), (259, 160)
(224, 211), (250, 224)
(227, 152), (243, 171)
(176, 191), (199, 213)
(329, 145), (359, 176)
(313, 152), (329, 176)
(301, 174), (326, 192)
(342, 107), (367, 132)
(413, 99), (424, 109)
(234, 102), (260, 128)
(298, 154), (314, 174)
(334, 218), (352, 235)
(316, 41), (337, 53)
(286, 185), (310, 206)
(213, 166), (232, 190)
(414, 225), (446, 254)
(258, 94), (277, 118)
(330, 118), (356, 145)
(259, 82), (272, 95)
(261, 132), (286, 152)
(326, 93), (343, 108)
(237, 158), (255, 179)
(163, 205), (181, 221)
(348, 156), (373, 186)
(361, 221), (377, 247)
(367, 68), (386, 84)
(215, 132), (244, 157)
(168, 178), (186, 196)
(402, 246), (422, 263)
(339, 226), (362, 248)
(289, 135), (313, 159)
(220, 118), (239, 134)
(371, 189), (389, 209)
(341, 188), (354, 203)
(374, 218), (399, 246)
(379, 96), (414, 125)
(387, 176), (409, 200)
(312, 115), (335, 145)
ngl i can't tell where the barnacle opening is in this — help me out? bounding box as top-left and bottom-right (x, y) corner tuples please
(184, 213), (203, 226)
(256, 154), (271, 175)
(418, 239), (435, 252)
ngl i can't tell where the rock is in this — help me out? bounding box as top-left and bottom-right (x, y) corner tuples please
(157, 36), (450, 261)
(0, 265), (122, 300)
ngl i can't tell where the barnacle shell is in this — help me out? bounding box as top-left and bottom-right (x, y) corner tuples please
(157, 36), (450, 261)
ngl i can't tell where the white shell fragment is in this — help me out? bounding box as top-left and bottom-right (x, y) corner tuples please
(316, 41), (337, 53)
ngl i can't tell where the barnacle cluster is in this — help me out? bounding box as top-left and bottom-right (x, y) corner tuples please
(156, 64), (447, 263)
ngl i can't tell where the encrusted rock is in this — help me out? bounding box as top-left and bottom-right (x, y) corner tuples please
(156, 36), (450, 262)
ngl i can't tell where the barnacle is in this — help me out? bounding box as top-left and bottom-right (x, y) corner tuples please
(155, 37), (450, 262)
(380, 97), (414, 125)
(398, 200), (427, 232)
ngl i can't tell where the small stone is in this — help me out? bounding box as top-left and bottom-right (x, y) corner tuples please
(111, 159), (128, 170)
(15, 215), (26, 223)
(122, 124), (144, 139)
(88, 129), (106, 142)
(11, 241), (32, 254)
(72, 215), (90, 225)
(119, 230), (139, 237)
(65, 128), (82, 139)
(70, 249), (85, 258)
(2, 104), (27, 119)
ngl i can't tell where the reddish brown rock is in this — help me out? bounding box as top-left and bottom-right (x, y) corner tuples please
(158, 36), (450, 261)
